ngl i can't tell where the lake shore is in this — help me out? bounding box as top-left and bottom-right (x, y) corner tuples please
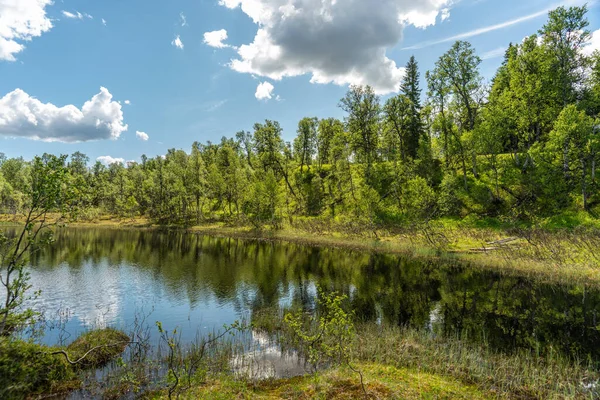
(4, 215), (600, 398)
(2, 213), (599, 286)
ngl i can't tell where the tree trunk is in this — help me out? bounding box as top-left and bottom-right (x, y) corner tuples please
(563, 143), (570, 183)
(582, 158), (588, 210)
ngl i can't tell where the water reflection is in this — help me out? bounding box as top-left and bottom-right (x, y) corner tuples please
(231, 330), (308, 379)
(22, 227), (600, 361)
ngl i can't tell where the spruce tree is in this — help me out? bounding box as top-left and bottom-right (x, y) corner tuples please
(400, 56), (424, 159)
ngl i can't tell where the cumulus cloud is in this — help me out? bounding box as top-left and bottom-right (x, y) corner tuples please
(0, 87), (128, 142)
(180, 12), (187, 27)
(0, 0), (53, 61)
(97, 156), (124, 166)
(441, 8), (450, 22)
(583, 29), (600, 56)
(255, 81), (275, 100)
(136, 131), (149, 141)
(124, 100), (131, 105)
(218, 0), (452, 94)
(102, 18), (107, 26)
(203, 29), (230, 48)
(172, 35), (184, 49)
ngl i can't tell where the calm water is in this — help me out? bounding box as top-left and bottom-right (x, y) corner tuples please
(21, 227), (600, 361)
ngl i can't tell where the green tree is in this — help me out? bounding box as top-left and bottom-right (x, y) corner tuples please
(546, 105), (598, 209)
(0, 154), (71, 334)
(383, 94), (411, 162)
(401, 55), (424, 159)
(339, 85), (380, 179)
(540, 5), (591, 106)
(293, 117), (318, 172)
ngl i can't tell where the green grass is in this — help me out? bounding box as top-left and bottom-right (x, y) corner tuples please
(350, 324), (599, 399)
(149, 363), (490, 399)
(66, 327), (130, 369)
(0, 338), (78, 398)
(0, 328), (130, 398)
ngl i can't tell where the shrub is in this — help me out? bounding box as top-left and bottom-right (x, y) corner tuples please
(0, 338), (77, 398)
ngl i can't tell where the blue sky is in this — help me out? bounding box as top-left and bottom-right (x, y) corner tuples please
(0, 0), (598, 165)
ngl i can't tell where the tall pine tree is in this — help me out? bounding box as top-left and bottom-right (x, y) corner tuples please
(401, 56), (424, 159)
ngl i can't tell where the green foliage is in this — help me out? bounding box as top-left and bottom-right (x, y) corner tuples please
(284, 288), (355, 372)
(1, 154), (72, 335)
(66, 328), (130, 369)
(0, 5), (598, 230)
(0, 338), (76, 398)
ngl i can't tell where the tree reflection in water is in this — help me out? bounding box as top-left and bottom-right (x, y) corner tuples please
(20, 227), (600, 362)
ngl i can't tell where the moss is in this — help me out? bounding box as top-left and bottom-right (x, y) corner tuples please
(66, 328), (130, 369)
(0, 338), (78, 398)
(150, 363), (489, 399)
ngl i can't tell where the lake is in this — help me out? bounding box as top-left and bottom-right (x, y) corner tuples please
(22, 227), (600, 363)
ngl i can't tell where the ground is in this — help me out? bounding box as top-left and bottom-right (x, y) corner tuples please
(151, 363), (490, 399)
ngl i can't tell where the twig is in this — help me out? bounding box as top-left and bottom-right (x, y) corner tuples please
(49, 341), (131, 365)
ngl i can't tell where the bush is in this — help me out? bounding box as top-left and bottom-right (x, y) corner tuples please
(66, 328), (130, 369)
(0, 338), (77, 398)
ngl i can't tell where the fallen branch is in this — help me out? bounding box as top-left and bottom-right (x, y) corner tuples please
(49, 341), (131, 365)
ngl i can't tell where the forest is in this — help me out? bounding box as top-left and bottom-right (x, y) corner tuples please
(1, 6), (599, 230)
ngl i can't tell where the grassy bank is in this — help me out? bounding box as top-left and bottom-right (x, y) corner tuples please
(6, 324), (597, 399)
(154, 363), (491, 399)
(3, 298), (598, 398)
(143, 323), (599, 399)
(3, 212), (598, 286)
(0, 328), (129, 398)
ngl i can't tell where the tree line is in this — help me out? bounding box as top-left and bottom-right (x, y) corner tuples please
(0, 5), (599, 227)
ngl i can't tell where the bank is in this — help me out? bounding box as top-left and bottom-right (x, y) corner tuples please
(2, 212), (597, 286)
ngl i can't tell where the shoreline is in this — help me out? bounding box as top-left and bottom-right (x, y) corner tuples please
(3, 215), (596, 286)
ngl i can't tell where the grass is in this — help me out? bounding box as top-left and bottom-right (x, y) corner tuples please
(0, 338), (79, 398)
(151, 363), (489, 399)
(250, 307), (600, 399)
(350, 324), (599, 399)
(142, 323), (600, 399)
(0, 328), (130, 398)
(65, 328), (130, 369)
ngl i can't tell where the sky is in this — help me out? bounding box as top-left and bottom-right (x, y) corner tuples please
(0, 0), (599, 165)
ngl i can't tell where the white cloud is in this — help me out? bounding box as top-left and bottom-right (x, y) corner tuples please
(172, 35), (184, 49)
(62, 11), (81, 19)
(204, 99), (228, 111)
(0, 87), (128, 142)
(481, 46), (506, 60)
(61, 11), (93, 20)
(136, 131), (149, 141)
(97, 156), (124, 166)
(180, 12), (187, 27)
(441, 8), (450, 22)
(203, 29), (230, 48)
(0, 0), (53, 61)
(102, 18), (107, 26)
(583, 29), (600, 56)
(124, 100), (131, 105)
(218, 0), (453, 94)
(401, 1), (588, 51)
(255, 81), (275, 100)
